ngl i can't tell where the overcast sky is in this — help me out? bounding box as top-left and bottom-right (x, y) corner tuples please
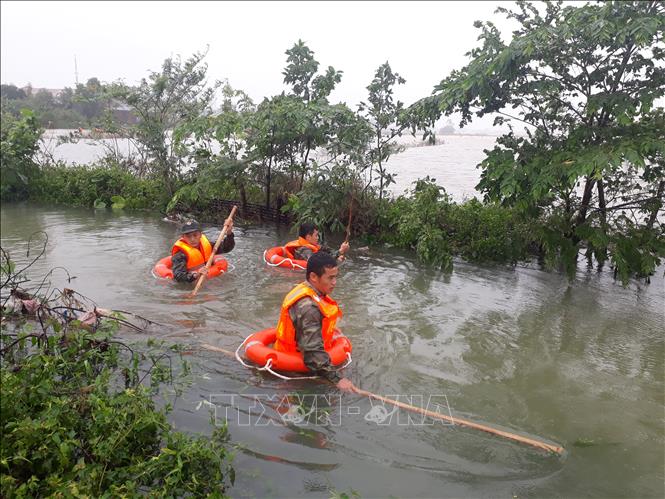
(2, 1), (515, 130)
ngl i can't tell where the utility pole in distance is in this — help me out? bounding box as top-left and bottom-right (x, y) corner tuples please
(74, 55), (79, 85)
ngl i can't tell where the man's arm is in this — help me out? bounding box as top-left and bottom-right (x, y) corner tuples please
(172, 251), (196, 282)
(291, 299), (341, 383)
(319, 246), (338, 258)
(293, 246), (315, 261)
(319, 243), (349, 261)
(219, 231), (235, 254)
(296, 245), (343, 261)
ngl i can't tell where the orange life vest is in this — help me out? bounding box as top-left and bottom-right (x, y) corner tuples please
(171, 234), (213, 270)
(274, 282), (342, 354)
(284, 237), (320, 259)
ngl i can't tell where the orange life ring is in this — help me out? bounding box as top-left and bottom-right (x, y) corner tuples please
(153, 254), (228, 279)
(263, 246), (307, 270)
(244, 327), (352, 373)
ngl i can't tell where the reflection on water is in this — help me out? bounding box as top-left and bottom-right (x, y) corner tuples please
(1, 203), (663, 498)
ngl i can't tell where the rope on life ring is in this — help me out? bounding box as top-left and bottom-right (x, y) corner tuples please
(234, 333), (352, 381)
(262, 249), (307, 270)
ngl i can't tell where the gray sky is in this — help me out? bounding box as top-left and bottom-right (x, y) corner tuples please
(1, 2), (509, 102)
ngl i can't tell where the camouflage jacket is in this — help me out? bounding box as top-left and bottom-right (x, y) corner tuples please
(293, 244), (340, 262)
(288, 282), (341, 383)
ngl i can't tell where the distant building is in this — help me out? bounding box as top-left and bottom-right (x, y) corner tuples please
(108, 99), (139, 125)
(437, 119), (456, 135)
(16, 86), (138, 125)
(21, 87), (64, 98)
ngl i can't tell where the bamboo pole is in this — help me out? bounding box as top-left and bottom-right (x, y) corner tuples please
(189, 206), (237, 298)
(353, 387), (564, 454)
(344, 194), (353, 244)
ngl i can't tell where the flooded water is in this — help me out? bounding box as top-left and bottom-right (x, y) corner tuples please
(1, 203), (663, 498)
(388, 134), (496, 200)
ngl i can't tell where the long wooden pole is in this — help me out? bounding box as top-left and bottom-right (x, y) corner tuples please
(189, 206), (237, 297)
(353, 387), (564, 455)
(344, 194), (353, 243)
(199, 342), (564, 454)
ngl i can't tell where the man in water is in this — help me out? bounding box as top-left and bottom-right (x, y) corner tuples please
(274, 251), (355, 392)
(283, 222), (349, 263)
(171, 219), (235, 283)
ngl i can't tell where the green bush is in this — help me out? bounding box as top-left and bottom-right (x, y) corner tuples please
(376, 177), (537, 270)
(376, 178), (454, 270)
(284, 163), (361, 235)
(0, 329), (234, 497)
(0, 109), (42, 201)
(447, 199), (535, 263)
(30, 164), (170, 211)
(166, 159), (263, 214)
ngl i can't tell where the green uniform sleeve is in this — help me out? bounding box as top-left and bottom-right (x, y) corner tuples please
(289, 298), (341, 383)
(294, 245), (340, 261)
(293, 246), (315, 261)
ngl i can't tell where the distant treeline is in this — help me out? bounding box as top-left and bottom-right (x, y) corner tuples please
(1, 80), (136, 129)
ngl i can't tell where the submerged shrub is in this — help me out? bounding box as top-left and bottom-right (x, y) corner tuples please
(30, 163), (170, 211)
(376, 177), (537, 270)
(376, 177), (454, 270)
(447, 199), (535, 263)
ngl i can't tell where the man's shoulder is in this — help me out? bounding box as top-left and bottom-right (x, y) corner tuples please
(292, 295), (321, 316)
(294, 246), (313, 257)
(293, 294), (318, 308)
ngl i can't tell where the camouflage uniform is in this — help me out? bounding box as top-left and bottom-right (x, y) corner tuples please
(289, 281), (342, 382)
(293, 245), (340, 262)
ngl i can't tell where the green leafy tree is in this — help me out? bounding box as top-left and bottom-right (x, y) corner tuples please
(0, 84), (27, 101)
(282, 39), (344, 105)
(72, 77), (107, 124)
(246, 41), (347, 209)
(57, 87), (75, 109)
(245, 93), (294, 208)
(283, 102), (375, 235)
(171, 81), (257, 210)
(414, 0), (665, 282)
(281, 40), (344, 190)
(359, 62), (408, 200)
(111, 50), (220, 194)
(0, 109), (42, 200)
(31, 90), (57, 126)
(1, 82), (106, 129)
(269, 41), (380, 231)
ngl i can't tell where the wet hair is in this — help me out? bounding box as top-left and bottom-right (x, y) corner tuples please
(299, 222), (317, 238)
(306, 251), (337, 280)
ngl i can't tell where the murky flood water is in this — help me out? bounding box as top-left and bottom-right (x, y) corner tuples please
(1, 203), (663, 498)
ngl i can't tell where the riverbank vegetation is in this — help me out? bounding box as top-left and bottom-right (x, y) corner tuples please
(0, 239), (235, 496)
(1, 1), (662, 284)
